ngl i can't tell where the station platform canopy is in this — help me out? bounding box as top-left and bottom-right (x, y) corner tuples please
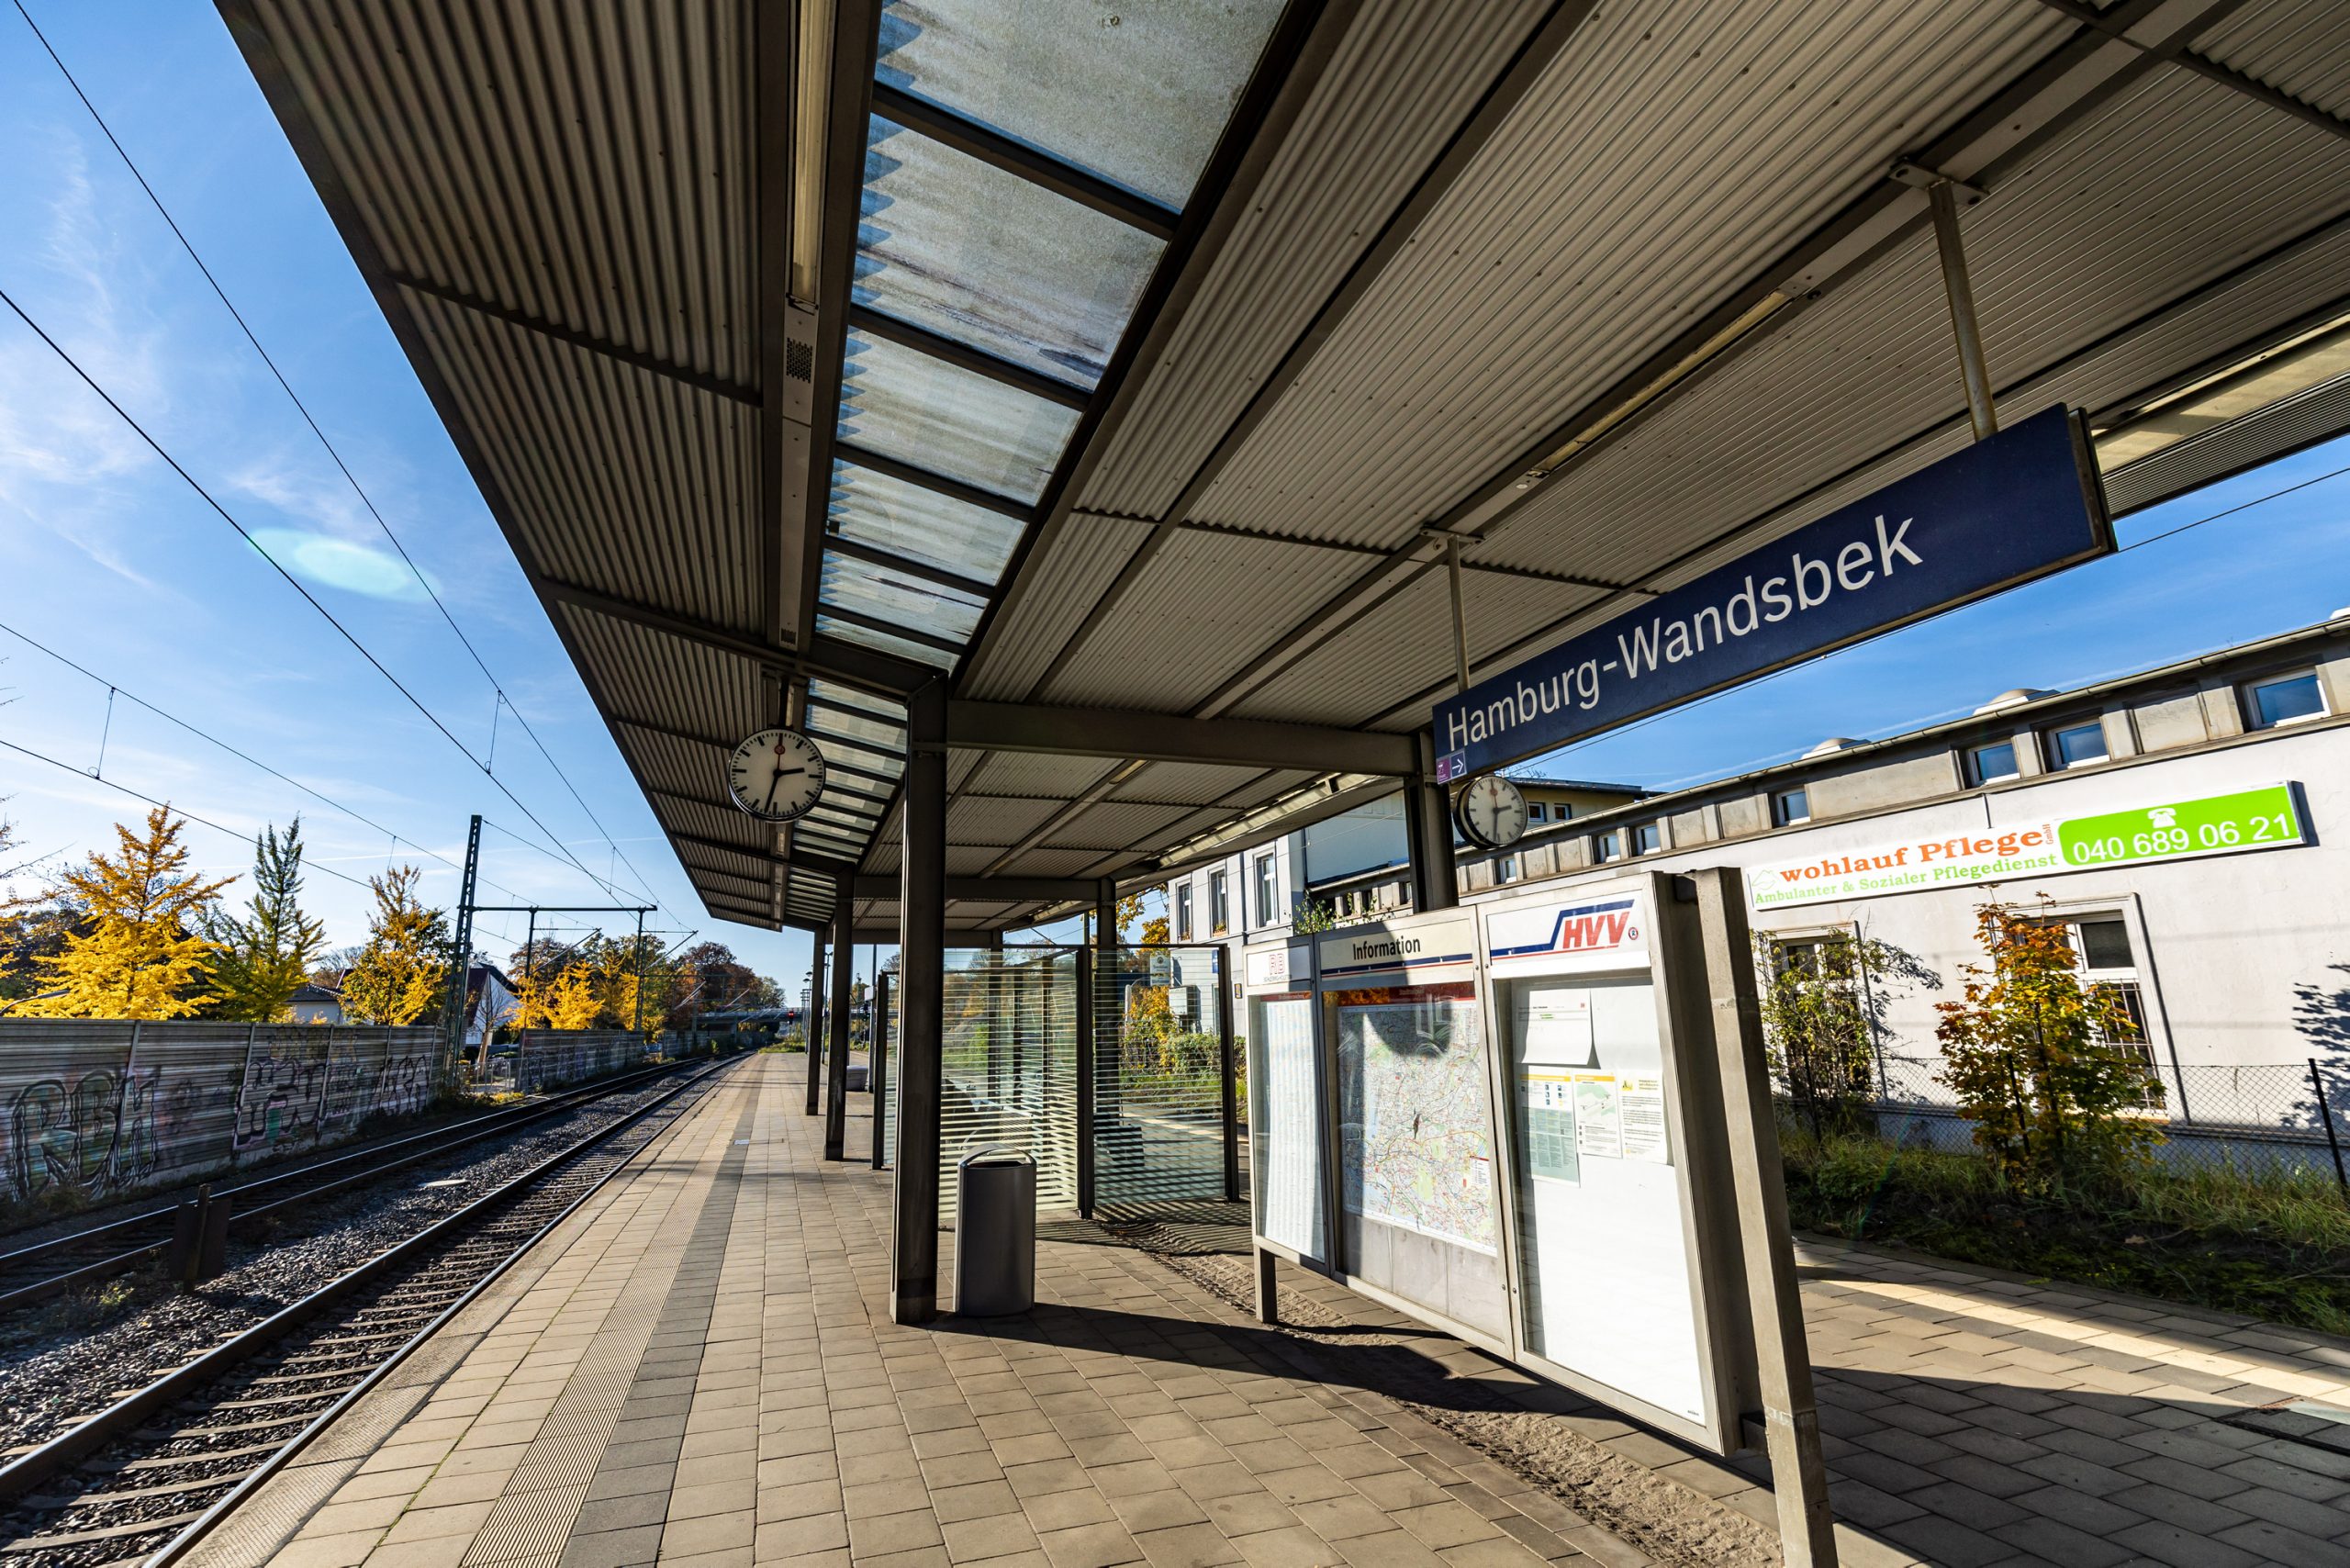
(222, 0), (2350, 939)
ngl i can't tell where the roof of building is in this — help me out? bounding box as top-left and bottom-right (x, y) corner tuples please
(288, 982), (341, 1003)
(1510, 610), (2348, 842)
(223, 0), (2350, 936)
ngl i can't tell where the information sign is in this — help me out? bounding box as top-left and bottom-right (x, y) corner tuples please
(1432, 407), (2110, 777)
(1747, 783), (2308, 912)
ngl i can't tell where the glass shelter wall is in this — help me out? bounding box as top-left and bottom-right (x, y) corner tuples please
(1095, 946), (1235, 1208)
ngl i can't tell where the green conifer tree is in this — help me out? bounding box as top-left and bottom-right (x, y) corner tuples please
(203, 818), (328, 1022)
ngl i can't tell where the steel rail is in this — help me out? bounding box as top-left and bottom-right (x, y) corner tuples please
(0, 1052), (742, 1542)
(0, 1057), (688, 1314)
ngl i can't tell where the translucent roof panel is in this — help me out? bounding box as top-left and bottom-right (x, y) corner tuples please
(856, 118), (1163, 388)
(839, 329), (1079, 502)
(830, 459), (1023, 586)
(874, 0), (1286, 209)
(820, 554), (985, 645)
(806, 684), (910, 748)
(818, 610), (958, 671)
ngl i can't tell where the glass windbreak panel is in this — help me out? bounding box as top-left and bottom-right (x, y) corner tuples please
(938, 950), (1080, 1222)
(820, 554), (986, 643)
(1329, 981), (1505, 1338)
(1095, 946), (1228, 1207)
(816, 611), (957, 670)
(841, 330), (1078, 500)
(832, 459), (1022, 586)
(1503, 973), (1708, 1427)
(875, 0), (1283, 210)
(1249, 991), (1325, 1264)
(857, 120), (1163, 388)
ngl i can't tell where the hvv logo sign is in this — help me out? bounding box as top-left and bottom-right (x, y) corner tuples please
(1432, 408), (2113, 776)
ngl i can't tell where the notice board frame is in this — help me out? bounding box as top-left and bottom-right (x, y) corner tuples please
(1473, 871), (1759, 1454)
(1241, 935), (1330, 1281)
(1241, 877), (1767, 1457)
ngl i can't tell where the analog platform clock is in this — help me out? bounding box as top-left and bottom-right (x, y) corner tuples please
(1456, 772), (1529, 851)
(727, 728), (827, 823)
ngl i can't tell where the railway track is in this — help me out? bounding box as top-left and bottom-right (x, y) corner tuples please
(0, 1051), (744, 1567)
(0, 1058), (693, 1315)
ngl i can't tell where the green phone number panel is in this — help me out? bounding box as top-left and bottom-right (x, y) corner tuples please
(2057, 785), (2306, 868)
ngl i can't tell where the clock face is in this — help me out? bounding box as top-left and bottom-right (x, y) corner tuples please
(1457, 773), (1529, 851)
(727, 728), (827, 823)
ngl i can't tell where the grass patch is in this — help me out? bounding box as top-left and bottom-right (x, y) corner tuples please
(1782, 1129), (2350, 1336)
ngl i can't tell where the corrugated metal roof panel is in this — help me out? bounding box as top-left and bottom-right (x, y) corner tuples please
(961, 750), (1121, 800)
(410, 290), (760, 633)
(959, 515), (1154, 700)
(1228, 568), (1606, 726)
(1194, 0), (2071, 549)
(2197, 0), (2350, 120)
(1040, 529), (1368, 710)
(1113, 761), (1294, 806)
(1043, 801), (1201, 852)
(561, 607), (763, 748)
(1074, 0), (1550, 520)
(946, 795), (1069, 847)
(1481, 62), (2350, 599)
(252, 0), (756, 383)
(986, 847), (1111, 878)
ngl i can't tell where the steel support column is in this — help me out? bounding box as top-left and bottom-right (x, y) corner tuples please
(1405, 738), (1459, 913)
(1217, 946), (1240, 1203)
(871, 973), (892, 1170)
(805, 939), (826, 1115)
(1929, 180), (1998, 442)
(825, 880), (854, 1159)
(1689, 868), (1838, 1567)
(892, 680), (947, 1324)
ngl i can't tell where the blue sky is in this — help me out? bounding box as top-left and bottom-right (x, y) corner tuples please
(4, 4), (2346, 980)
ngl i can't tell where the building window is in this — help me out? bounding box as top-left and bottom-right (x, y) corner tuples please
(1495, 854), (1517, 884)
(1964, 740), (2020, 787)
(1773, 786), (1810, 826)
(2244, 669), (2326, 730)
(1631, 823), (1662, 856)
(1210, 870), (1229, 935)
(1175, 883), (1192, 942)
(1595, 829), (1622, 862)
(2049, 721), (2109, 768)
(2053, 914), (2159, 1098)
(1254, 853), (1278, 926)
(1528, 802), (1547, 823)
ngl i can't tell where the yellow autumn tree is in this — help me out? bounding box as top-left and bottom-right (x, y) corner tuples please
(26, 806), (231, 1019)
(341, 866), (453, 1025)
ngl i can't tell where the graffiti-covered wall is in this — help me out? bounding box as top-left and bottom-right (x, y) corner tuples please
(0, 1021), (443, 1209)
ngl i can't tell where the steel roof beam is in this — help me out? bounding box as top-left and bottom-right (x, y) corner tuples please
(851, 874), (1097, 902)
(869, 83), (1179, 241)
(388, 271), (763, 406)
(1181, 0), (2262, 729)
(846, 304), (1091, 409)
(944, 700), (1416, 776)
(757, 0), (802, 655)
(993, 0), (1604, 708)
(540, 577), (933, 694)
(832, 441), (1038, 522)
(820, 534), (1000, 600)
(2027, 0), (2350, 146)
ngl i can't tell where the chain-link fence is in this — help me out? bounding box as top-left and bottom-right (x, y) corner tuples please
(1869, 1053), (2350, 1187)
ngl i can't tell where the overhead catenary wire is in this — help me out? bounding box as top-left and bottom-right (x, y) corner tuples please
(0, 616), (536, 905)
(1, 734), (376, 893)
(0, 281), (643, 907)
(10, 0), (668, 916)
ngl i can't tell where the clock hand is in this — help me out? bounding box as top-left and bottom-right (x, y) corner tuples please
(763, 772), (783, 811)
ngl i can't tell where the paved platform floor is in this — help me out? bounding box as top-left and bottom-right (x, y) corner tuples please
(188, 1054), (2350, 1568)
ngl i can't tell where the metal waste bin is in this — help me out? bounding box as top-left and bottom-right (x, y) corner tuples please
(954, 1146), (1035, 1316)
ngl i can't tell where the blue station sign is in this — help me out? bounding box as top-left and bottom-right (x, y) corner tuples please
(1431, 406), (2113, 779)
